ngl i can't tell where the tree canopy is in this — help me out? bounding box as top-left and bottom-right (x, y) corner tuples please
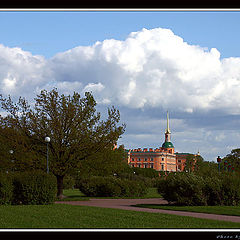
(222, 148), (240, 173)
(0, 88), (126, 198)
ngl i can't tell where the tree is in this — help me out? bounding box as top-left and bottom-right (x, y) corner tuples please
(222, 148), (240, 173)
(184, 154), (196, 173)
(194, 160), (219, 177)
(0, 88), (125, 199)
(75, 145), (131, 178)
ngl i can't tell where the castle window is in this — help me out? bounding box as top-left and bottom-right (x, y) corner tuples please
(161, 164), (164, 170)
(132, 158), (134, 161)
(144, 158), (148, 162)
(138, 158), (141, 162)
(162, 158), (164, 161)
(150, 158), (154, 161)
(150, 163), (154, 168)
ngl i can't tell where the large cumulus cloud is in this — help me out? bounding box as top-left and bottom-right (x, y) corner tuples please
(49, 27), (240, 114)
(0, 27), (240, 114)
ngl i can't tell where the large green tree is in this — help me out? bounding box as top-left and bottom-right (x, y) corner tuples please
(75, 144), (131, 178)
(0, 88), (125, 198)
(184, 154), (205, 173)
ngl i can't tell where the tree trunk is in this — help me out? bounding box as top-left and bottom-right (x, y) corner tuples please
(56, 175), (65, 199)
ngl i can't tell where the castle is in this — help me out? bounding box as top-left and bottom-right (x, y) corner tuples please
(125, 112), (199, 173)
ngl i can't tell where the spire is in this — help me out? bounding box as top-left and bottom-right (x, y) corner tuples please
(165, 111), (171, 134)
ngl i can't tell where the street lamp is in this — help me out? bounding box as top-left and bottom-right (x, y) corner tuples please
(45, 136), (50, 174)
(9, 150), (15, 172)
(217, 156), (221, 173)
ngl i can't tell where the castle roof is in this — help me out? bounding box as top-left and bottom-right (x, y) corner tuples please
(162, 141), (174, 148)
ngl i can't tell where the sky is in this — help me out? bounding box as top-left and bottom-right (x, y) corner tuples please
(0, 9), (240, 162)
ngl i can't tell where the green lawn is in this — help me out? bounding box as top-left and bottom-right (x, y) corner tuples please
(61, 187), (162, 201)
(0, 204), (240, 228)
(134, 204), (240, 217)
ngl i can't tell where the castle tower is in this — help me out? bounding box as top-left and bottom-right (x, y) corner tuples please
(162, 111), (174, 150)
(165, 111), (171, 142)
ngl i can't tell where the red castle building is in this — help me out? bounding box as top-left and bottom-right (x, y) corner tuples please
(125, 112), (199, 173)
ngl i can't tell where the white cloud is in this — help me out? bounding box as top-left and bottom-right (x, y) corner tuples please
(1, 27), (240, 114)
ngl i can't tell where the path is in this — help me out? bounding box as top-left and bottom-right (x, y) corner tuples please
(55, 198), (240, 223)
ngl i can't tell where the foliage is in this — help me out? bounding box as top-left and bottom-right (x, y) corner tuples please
(0, 88), (125, 198)
(222, 148), (240, 173)
(131, 167), (159, 178)
(63, 174), (75, 190)
(77, 176), (148, 197)
(75, 145), (131, 178)
(157, 171), (240, 206)
(0, 172), (13, 205)
(202, 175), (223, 205)
(158, 172), (207, 206)
(184, 154), (204, 173)
(12, 170), (57, 205)
(194, 160), (219, 178)
(220, 173), (240, 206)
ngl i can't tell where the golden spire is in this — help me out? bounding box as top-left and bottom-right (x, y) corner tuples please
(165, 111), (171, 134)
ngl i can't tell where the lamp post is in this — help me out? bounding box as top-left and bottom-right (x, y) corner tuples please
(9, 150), (14, 172)
(217, 156), (221, 173)
(45, 137), (50, 174)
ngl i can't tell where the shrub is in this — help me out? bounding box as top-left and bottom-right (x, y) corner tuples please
(12, 170), (57, 205)
(0, 173), (13, 205)
(220, 174), (240, 206)
(203, 175), (223, 206)
(77, 176), (147, 197)
(78, 176), (121, 197)
(157, 172), (207, 206)
(158, 172), (240, 206)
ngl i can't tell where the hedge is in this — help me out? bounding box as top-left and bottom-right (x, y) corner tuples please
(77, 176), (148, 197)
(157, 172), (240, 206)
(157, 172), (207, 206)
(12, 170), (57, 205)
(0, 172), (13, 205)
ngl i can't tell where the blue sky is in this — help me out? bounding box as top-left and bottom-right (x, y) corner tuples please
(1, 11), (240, 59)
(1, 9), (240, 162)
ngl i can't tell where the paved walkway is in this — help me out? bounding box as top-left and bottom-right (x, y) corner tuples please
(55, 198), (240, 223)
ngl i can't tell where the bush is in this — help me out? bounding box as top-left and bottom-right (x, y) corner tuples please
(12, 170), (57, 205)
(157, 172), (207, 206)
(0, 173), (13, 205)
(157, 172), (240, 206)
(220, 174), (240, 206)
(203, 175), (223, 206)
(77, 176), (148, 197)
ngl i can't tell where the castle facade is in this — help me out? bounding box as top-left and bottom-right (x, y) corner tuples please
(126, 112), (198, 172)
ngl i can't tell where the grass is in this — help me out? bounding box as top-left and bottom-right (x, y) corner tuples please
(0, 204), (240, 228)
(134, 204), (240, 217)
(61, 187), (162, 201)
